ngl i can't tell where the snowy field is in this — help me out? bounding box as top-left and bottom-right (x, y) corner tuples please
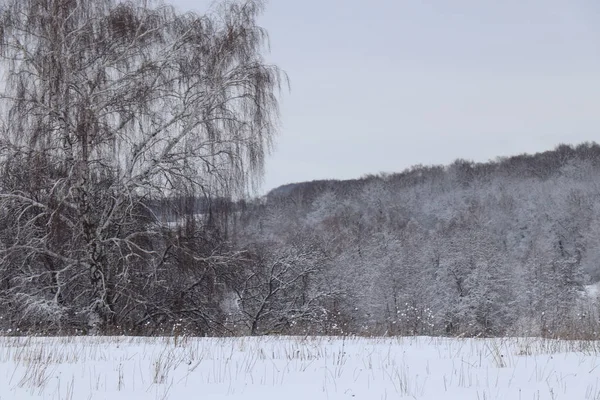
(0, 335), (599, 399)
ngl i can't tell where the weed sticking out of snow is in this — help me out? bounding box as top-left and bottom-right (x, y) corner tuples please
(0, 335), (598, 399)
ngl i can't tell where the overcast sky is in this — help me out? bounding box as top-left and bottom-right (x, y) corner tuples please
(172, 0), (600, 193)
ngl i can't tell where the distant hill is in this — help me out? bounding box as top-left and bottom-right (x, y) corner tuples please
(237, 142), (600, 337)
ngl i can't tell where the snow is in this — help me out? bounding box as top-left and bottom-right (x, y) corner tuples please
(585, 283), (600, 299)
(0, 335), (599, 399)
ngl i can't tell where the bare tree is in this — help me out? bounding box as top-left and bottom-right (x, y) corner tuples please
(0, 0), (285, 332)
(232, 239), (331, 335)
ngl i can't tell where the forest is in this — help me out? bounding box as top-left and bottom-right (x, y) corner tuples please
(0, 0), (598, 339)
(236, 142), (600, 338)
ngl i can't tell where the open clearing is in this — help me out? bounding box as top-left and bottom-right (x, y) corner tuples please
(0, 335), (599, 399)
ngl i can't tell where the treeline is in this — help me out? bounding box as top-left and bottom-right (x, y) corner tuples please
(231, 142), (600, 337)
(3, 140), (600, 337)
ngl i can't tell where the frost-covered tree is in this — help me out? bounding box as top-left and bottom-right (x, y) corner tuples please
(0, 0), (285, 332)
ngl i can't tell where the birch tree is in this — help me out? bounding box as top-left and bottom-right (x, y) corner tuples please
(0, 0), (285, 332)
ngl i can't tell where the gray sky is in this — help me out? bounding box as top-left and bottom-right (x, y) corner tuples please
(172, 0), (600, 193)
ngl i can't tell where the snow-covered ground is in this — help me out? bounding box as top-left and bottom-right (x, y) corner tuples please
(0, 335), (599, 399)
